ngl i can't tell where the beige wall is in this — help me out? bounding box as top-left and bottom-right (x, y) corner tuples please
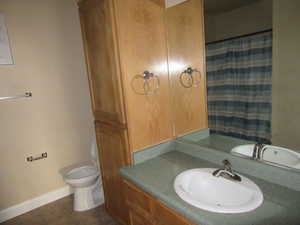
(205, 0), (273, 43)
(204, 13), (216, 43)
(272, 0), (300, 149)
(0, 0), (94, 210)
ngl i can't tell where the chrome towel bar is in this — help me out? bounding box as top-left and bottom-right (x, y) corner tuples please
(0, 92), (32, 101)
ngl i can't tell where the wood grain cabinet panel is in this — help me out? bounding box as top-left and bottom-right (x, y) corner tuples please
(114, 0), (173, 151)
(79, 0), (126, 124)
(148, 0), (166, 8)
(124, 180), (195, 225)
(95, 122), (131, 224)
(166, 0), (208, 136)
(130, 212), (155, 225)
(154, 201), (190, 225)
(125, 180), (153, 216)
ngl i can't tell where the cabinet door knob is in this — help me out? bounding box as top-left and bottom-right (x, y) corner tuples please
(179, 67), (201, 88)
(131, 71), (160, 95)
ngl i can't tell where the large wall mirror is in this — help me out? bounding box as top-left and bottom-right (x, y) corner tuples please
(168, 0), (300, 171)
(204, 0), (300, 150)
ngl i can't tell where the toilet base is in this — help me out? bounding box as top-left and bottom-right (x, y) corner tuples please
(73, 179), (104, 211)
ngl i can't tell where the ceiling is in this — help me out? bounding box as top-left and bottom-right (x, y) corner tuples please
(205, 0), (262, 14)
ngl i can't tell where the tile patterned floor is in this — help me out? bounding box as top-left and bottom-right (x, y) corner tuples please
(1, 196), (121, 225)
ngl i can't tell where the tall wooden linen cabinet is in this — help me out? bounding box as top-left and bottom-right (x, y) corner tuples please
(78, 0), (207, 224)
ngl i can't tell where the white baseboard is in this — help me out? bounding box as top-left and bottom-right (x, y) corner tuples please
(0, 186), (73, 223)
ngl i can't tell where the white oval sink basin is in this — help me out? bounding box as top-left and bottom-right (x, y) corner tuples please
(231, 144), (300, 169)
(174, 168), (263, 214)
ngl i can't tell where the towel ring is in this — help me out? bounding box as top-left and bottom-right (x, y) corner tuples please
(179, 67), (201, 88)
(131, 71), (160, 95)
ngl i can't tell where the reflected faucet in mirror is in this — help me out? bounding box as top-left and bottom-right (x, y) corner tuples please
(231, 145), (300, 170)
(252, 143), (266, 160)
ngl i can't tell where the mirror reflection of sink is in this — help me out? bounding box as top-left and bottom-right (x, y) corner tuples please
(231, 145), (300, 169)
(174, 168), (263, 214)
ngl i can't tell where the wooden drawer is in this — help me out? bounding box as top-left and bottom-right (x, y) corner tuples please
(154, 201), (190, 225)
(130, 211), (155, 225)
(125, 181), (153, 217)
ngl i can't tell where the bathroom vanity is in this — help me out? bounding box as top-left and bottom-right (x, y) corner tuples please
(120, 133), (300, 225)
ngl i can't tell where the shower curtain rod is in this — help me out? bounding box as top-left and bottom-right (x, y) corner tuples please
(206, 29), (273, 45)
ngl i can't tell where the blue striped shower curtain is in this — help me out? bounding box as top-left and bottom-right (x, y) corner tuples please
(206, 32), (272, 143)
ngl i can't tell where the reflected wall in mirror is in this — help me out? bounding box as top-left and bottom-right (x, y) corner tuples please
(165, 0), (208, 136)
(204, 0), (300, 151)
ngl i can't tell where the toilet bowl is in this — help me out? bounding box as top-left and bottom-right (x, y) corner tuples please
(62, 136), (104, 211)
(63, 164), (102, 211)
(64, 165), (99, 187)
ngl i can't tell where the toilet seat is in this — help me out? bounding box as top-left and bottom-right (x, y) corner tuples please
(64, 165), (99, 185)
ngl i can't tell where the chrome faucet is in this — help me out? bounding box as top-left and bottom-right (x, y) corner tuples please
(212, 159), (242, 182)
(253, 143), (266, 160)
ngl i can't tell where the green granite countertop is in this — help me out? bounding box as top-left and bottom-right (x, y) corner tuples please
(186, 134), (254, 153)
(120, 151), (300, 225)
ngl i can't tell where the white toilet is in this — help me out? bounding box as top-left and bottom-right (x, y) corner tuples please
(62, 138), (104, 211)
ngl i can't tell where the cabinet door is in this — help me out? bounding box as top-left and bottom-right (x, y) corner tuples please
(114, 0), (173, 151)
(124, 180), (195, 225)
(130, 212), (155, 225)
(166, 0), (208, 136)
(125, 180), (153, 217)
(79, 0), (126, 124)
(95, 122), (131, 224)
(154, 202), (190, 225)
(125, 181), (154, 225)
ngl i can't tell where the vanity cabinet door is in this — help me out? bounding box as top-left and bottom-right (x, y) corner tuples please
(125, 180), (153, 218)
(154, 202), (191, 225)
(130, 212), (155, 225)
(125, 180), (155, 225)
(166, 0), (208, 136)
(124, 180), (195, 225)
